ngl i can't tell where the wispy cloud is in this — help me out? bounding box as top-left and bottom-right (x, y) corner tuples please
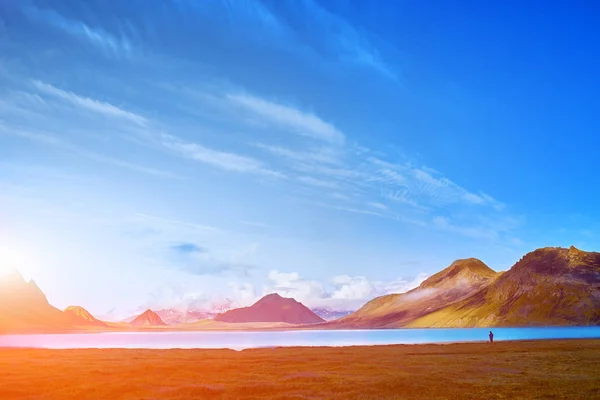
(154, 133), (285, 178)
(240, 220), (270, 229)
(297, 175), (340, 189)
(228, 93), (345, 144)
(311, 200), (427, 227)
(368, 202), (388, 211)
(22, 5), (133, 58)
(306, 0), (399, 82)
(210, 85), (517, 242)
(262, 0), (398, 82)
(255, 143), (341, 165)
(368, 157), (500, 209)
(31, 81), (147, 125)
(132, 213), (218, 233)
(0, 125), (179, 179)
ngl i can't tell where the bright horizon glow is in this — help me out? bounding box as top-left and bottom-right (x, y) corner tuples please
(1, 1), (599, 318)
(0, 247), (21, 278)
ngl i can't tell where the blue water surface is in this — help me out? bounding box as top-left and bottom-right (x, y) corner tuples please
(1, 327), (599, 350)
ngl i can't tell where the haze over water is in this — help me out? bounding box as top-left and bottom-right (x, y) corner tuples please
(2, 328), (599, 350)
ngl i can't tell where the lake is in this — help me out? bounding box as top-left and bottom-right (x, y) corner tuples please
(1, 327), (599, 350)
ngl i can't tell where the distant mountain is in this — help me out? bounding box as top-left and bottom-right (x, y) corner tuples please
(329, 258), (500, 329)
(214, 293), (325, 324)
(0, 269), (99, 333)
(155, 309), (217, 324)
(407, 246), (600, 327)
(64, 306), (107, 327)
(130, 309), (167, 326)
(311, 308), (354, 321)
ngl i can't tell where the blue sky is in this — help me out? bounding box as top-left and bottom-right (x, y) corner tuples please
(1, 0), (599, 318)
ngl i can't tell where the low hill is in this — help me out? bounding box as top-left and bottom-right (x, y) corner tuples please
(130, 309), (167, 326)
(214, 294), (325, 324)
(64, 306), (108, 327)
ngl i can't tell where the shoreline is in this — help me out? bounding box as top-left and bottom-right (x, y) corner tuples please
(2, 322), (600, 336)
(1, 337), (599, 351)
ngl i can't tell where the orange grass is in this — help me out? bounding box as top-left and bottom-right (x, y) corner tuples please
(1, 339), (599, 399)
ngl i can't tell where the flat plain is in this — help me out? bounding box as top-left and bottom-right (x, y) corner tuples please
(1, 339), (599, 399)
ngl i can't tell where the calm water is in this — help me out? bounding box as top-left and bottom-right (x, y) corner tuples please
(1, 327), (599, 350)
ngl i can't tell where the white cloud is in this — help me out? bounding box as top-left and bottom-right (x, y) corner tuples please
(32, 81), (146, 125)
(228, 282), (257, 307)
(255, 143), (341, 165)
(228, 93), (345, 144)
(23, 5), (133, 58)
(136, 268), (429, 315)
(367, 202), (388, 211)
(132, 213), (218, 233)
(368, 157), (502, 209)
(256, 269), (428, 311)
(373, 273), (429, 295)
(143, 285), (210, 312)
(263, 270), (327, 303)
(156, 133), (285, 177)
(330, 275), (374, 300)
(462, 192), (485, 204)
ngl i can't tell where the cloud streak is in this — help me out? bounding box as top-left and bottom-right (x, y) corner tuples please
(22, 5), (133, 58)
(32, 81), (147, 126)
(155, 133), (285, 178)
(228, 93), (345, 144)
(0, 125), (179, 179)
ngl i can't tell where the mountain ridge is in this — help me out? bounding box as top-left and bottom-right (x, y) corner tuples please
(2, 246), (599, 332)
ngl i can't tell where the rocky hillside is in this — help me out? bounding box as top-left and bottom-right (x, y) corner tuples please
(408, 246), (600, 327)
(329, 258), (499, 329)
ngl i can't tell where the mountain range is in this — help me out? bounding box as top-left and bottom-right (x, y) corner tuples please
(1, 246), (599, 333)
(329, 246), (600, 328)
(0, 270), (100, 333)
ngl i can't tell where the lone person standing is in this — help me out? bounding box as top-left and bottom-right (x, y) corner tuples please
(489, 331), (494, 344)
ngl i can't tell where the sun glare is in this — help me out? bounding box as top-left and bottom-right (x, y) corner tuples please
(0, 245), (28, 278)
(0, 259), (17, 278)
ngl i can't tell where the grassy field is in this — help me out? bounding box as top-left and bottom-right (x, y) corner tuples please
(1, 340), (599, 399)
